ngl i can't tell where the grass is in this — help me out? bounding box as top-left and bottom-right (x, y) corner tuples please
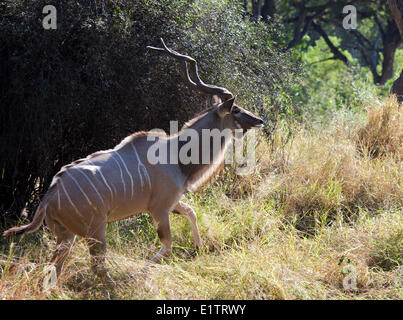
(0, 96), (402, 299)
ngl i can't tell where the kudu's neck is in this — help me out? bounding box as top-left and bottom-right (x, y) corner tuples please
(175, 111), (232, 191)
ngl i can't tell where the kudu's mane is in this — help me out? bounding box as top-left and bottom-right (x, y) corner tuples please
(181, 106), (215, 130)
(119, 107), (214, 144)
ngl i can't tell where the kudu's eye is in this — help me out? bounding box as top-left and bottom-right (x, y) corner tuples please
(232, 107), (240, 114)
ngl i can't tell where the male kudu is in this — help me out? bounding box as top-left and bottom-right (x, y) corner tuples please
(3, 39), (264, 284)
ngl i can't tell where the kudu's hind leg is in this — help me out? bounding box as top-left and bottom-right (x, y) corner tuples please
(48, 218), (76, 277)
(150, 211), (172, 263)
(173, 201), (202, 249)
(51, 234), (76, 277)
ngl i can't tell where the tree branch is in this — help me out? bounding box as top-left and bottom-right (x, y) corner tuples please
(311, 22), (349, 65)
(308, 57), (337, 65)
(285, 0), (361, 50)
(286, 1), (337, 50)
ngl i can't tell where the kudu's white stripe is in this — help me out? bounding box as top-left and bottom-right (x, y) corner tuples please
(131, 143), (151, 189)
(76, 169), (106, 206)
(50, 176), (59, 188)
(66, 171), (94, 208)
(137, 164), (144, 188)
(111, 156), (126, 195)
(59, 179), (80, 215)
(87, 160), (115, 202)
(115, 151), (134, 199)
(57, 189), (61, 210)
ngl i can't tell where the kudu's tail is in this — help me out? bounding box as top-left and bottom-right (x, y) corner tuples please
(2, 203), (47, 238)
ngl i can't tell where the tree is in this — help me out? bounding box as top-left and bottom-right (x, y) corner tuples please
(388, 0), (403, 100)
(244, 0), (403, 86)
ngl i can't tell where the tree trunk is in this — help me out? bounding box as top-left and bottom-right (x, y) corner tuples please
(391, 69), (403, 102)
(387, 0), (403, 36)
(378, 19), (401, 85)
(262, 0), (276, 22)
(243, 0), (248, 20)
(387, 0), (403, 99)
(251, 0), (263, 21)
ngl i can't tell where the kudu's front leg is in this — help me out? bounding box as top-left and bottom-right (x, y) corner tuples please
(172, 201), (202, 249)
(150, 210), (172, 263)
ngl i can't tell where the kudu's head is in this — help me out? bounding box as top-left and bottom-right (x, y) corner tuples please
(210, 95), (264, 135)
(147, 39), (264, 136)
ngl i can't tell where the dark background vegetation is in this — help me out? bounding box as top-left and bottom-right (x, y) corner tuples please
(0, 0), (401, 228)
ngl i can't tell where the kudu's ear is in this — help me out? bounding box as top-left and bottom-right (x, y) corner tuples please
(217, 97), (235, 117)
(210, 95), (222, 106)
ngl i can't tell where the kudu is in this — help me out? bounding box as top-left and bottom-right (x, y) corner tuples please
(3, 39), (264, 284)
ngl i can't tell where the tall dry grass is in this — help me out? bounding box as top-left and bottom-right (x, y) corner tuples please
(217, 96), (402, 232)
(357, 95), (402, 158)
(0, 96), (401, 299)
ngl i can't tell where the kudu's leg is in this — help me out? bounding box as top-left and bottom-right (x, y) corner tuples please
(46, 215), (76, 277)
(50, 223), (76, 277)
(150, 211), (172, 263)
(172, 201), (202, 249)
(86, 223), (114, 286)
